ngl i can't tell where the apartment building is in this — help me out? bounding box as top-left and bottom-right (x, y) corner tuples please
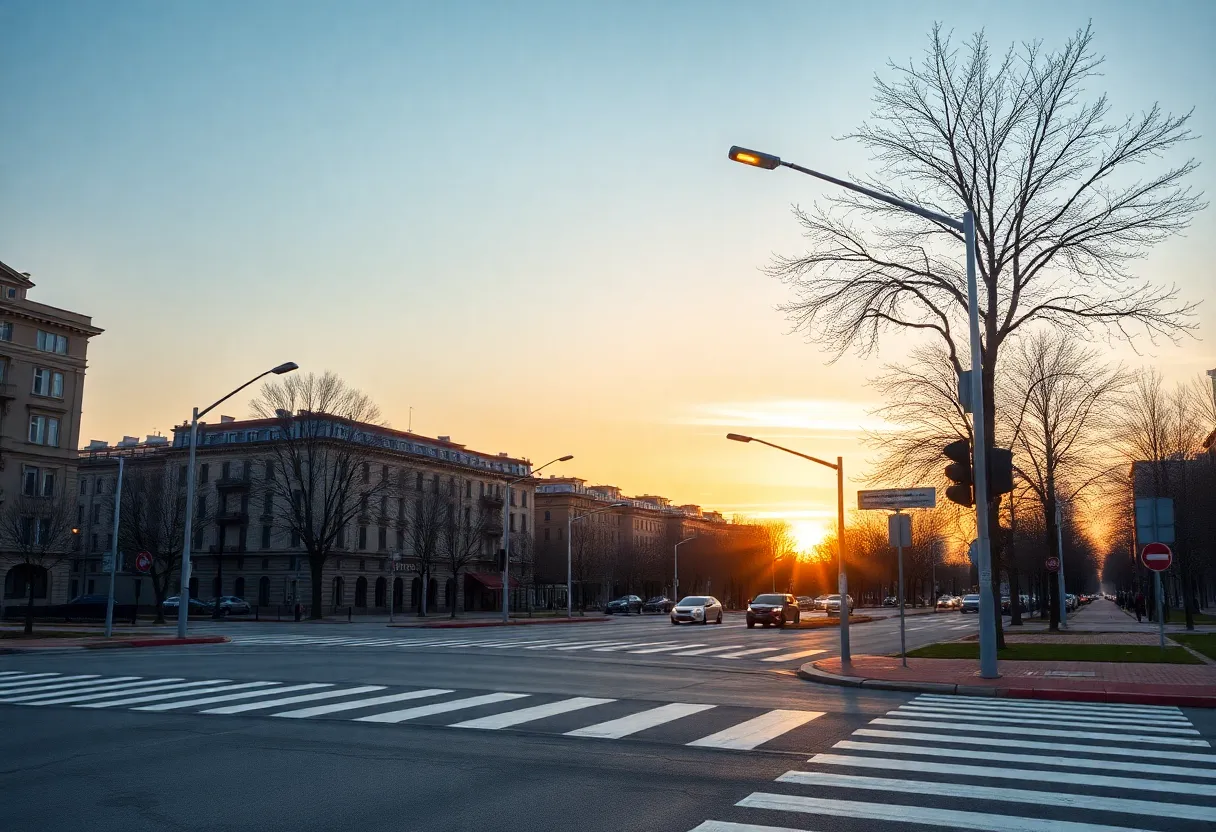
(76, 419), (535, 615)
(0, 261), (102, 609)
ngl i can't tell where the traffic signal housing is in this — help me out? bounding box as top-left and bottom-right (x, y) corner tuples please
(988, 448), (1014, 497)
(943, 439), (974, 507)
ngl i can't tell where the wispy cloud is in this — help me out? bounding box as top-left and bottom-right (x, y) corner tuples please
(677, 399), (891, 435)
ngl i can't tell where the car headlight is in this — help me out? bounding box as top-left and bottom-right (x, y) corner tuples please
(693, 607), (704, 617)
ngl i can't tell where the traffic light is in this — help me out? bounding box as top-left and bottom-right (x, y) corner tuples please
(988, 448), (1014, 497)
(943, 439), (973, 507)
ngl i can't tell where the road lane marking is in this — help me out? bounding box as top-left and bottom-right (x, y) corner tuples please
(2, 678), (180, 703)
(831, 740), (1216, 779)
(0, 676), (134, 697)
(891, 707), (1200, 734)
(566, 703), (716, 739)
(273, 688), (453, 718)
(79, 681), (274, 708)
(629, 644), (706, 654)
(854, 728), (1216, 763)
(715, 647), (782, 659)
(687, 709), (824, 750)
(134, 683), (329, 711)
(871, 718), (1210, 747)
(671, 645), (743, 656)
(774, 770), (1215, 822)
(688, 823), (809, 832)
(451, 696), (614, 729)
(808, 752), (1216, 797)
(28, 680), (224, 706)
(761, 649), (827, 663)
(592, 641), (675, 652)
(0, 672), (61, 682)
(0, 674), (99, 691)
(203, 685), (387, 714)
(735, 793), (1149, 832)
(897, 700), (1190, 724)
(912, 693), (1184, 718)
(355, 692), (529, 724)
(547, 641), (630, 651)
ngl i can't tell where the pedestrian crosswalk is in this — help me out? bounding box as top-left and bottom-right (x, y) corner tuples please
(685, 693), (1215, 832)
(225, 633), (829, 664)
(0, 670), (825, 753)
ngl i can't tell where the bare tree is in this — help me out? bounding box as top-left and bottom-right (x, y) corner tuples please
(759, 520), (797, 592)
(118, 461), (213, 623)
(768, 24), (1201, 632)
(0, 490), (77, 634)
(406, 487), (448, 617)
(570, 520), (610, 611)
(441, 479), (494, 618)
(1000, 331), (1126, 629)
(251, 371), (392, 619)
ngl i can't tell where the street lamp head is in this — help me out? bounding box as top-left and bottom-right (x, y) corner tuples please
(558, 454), (574, 462)
(728, 146), (781, 170)
(726, 433), (753, 443)
(271, 362), (299, 375)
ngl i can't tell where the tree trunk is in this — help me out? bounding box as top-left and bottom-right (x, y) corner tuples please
(24, 576), (35, 636)
(449, 569), (458, 618)
(309, 554), (324, 619)
(1009, 567), (1022, 626)
(152, 570), (167, 625)
(418, 567), (428, 617)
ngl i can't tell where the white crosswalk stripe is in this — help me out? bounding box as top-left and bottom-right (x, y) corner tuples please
(134, 683), (330, 711)
(450, 696), (613, 729)
(202, 685), (387, 714)
(686, 692), (1216, 832)
(2, 677), (181, 703)
(687, 709), (824, 751)
(355, 692), (530, 723)
(566, 702), (716, 739)
(79, 681), (276, 708)
(0, 676), (135, 698)
(28, 680), (227, 707)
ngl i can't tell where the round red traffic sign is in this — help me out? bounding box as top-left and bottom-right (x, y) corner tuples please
(1045, 555), (1060, 573)
(1141, 542), (1173, 572)
(135, 551), (153, 574)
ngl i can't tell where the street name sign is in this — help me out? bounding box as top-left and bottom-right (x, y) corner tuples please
(858, 487), (936, 511)
(1140, 542), (1173, 572)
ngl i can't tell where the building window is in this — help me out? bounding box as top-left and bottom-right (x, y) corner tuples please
(28, 414), (60, 447)
(261, 525), (271, 549)
(358, 559), (366, 571)
(416, 471), (423, 491)
(199, 463), (209, 484)
(31, 368), (64, 399)
(261, 557), (270, 570)
(544, 511), (551, 522)
(22, 466), (39, 497)
(358, 526), (367, 550)
(509, 513), (516, 532)
(36, 330), (68, 354)
(362, 463), (370, 484)
(79, 478), (88, 495)
(91, 503), (101, 524)
(290, 529), (300, 547)
(91, 532), (98, 551)
(0, 321), (11, 342)
(337, 525), (346, 549)
(265, 458), (276, 480)
(396, 529), (405, 549)
(465, 480), (472, 498)
(221, 461), (231, 480)
(41, 470), (55, 497)
(521, 491), (527, 508)
(522, 515), (527, 533)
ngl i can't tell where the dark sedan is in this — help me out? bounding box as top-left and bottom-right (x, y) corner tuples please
(746, 593), (801, 629)
(604, 595), (643, 615)
(641, 596), (673, 614)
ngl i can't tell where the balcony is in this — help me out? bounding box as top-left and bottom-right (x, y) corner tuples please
(217, 509), (249, 524)
(482, 522), (503, 537)
(479, 494), (504, 510)
(216, 476), (252, 491)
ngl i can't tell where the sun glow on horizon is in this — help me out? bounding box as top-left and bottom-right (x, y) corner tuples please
(791, 520), (828, 556)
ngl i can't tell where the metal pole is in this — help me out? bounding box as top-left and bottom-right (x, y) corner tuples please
(931, 541), (937, 614)
(104, 457), (125, 638)
(964, 210), (998, 679)
(566, 512), (572, 619)
(1056, 502), (1067, 629)
(896, 512), (906, 667)
(1156, 571), (1165, 649)
(674, 540), (679, 602)
(501, 484), (510, 623)
(177, 408), (199, 639)
(388, 561), (394, 624)
(837, 456), (850, 663)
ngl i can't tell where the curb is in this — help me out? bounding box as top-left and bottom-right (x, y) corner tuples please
(388, 617), (611, 629)
(796, 661), (1216, 707)
(84, 636), (231, 649)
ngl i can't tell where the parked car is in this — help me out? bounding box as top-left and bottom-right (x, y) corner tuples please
(1000, 596), (1011, 614)
(210, 596), (251, 615)
(605, 595), (643, 615)
(813, 594), (831, 610)
(1065, 593), (1078, 612)
(936, 595), (955, 610)
(796, 595), (816, 612)
(670, 596), (723, 625)
(746, 593), (800, 629)
(641, 596), (674, 614)
(825, 594), (854, 616)
(960, 594), (981, 613)
(882, 596), (898, 607)
(161, 595), (216, 615)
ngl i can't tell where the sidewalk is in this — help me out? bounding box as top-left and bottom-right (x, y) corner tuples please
(0, 634), (229, 654)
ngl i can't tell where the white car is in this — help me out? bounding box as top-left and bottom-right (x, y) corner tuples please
(824, 594), (854, 616)
(670, 595), (723, 625)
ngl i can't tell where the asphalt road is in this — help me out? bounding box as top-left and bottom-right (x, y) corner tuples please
(2, 613), (1213, 832)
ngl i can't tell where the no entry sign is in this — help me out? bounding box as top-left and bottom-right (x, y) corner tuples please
(1045, 556), (1060, 573)
(135, 551), (153, 573)
(1141, 542), (1173, 572)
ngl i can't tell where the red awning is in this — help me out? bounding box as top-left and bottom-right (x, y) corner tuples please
(466, 572), (520, 590)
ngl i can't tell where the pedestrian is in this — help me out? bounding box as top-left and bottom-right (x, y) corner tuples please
(1134, 591), (1145, 623)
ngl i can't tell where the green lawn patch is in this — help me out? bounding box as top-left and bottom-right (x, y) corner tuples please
(907, 641), (1202, 664)
(1172, 633), (1216, 661)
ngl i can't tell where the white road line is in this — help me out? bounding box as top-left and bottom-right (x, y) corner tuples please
(898, 701), (1190, 724)
(566, 703), (716, 739)
(688, 822), (809, 832)
(832, 740), (1216, 779)
(630, 644), (707, 654)
(853, 728), (1216, 763)
(0, 670), (29, 677)
(3, 678), (182, 703)
(774, 770), (1215, 823)
(79, 681), (274, 708)
(736, 793), (1148, 832)
(0, 676), (136, 698)
(688, 709), (824, 751)
(905, 626), (926, 632)
(355, 692), (529, 723)
(913, 692), (1183, 716)
(809, 752), (1216, 798)
(871, 717), (1210, 747)
(671, 645), (743, 656)
(950, 625), (971, 630)
(451, 696), (614, 729)
(761, 649), (827, 663)
(592, 641), (675, 652)
(0, 674), (99, 690)
(29, 680), (225, 707)
(550, 641), (632, 651)
(524, 641), (591, 650)
(715, 647), (782, 659)
(203, 685), (387, 714)
(134, 683), (330, 711)
(273, 688), (453, 718)
(891, 707), (1199, 735)
(484, 640), (563, 649)
(0, 672), (60, 682)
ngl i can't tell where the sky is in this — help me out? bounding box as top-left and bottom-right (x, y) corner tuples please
(2, 0), (1213, 552)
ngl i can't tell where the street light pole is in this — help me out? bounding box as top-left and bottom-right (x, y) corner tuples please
(176, 362), (298, 638)
(567, 501), (626, 618)
(103, 456), (125, 638)
(728, 145), (996, 678)
(726, 433), (850, 663)
(502, 454), (572, 624)
(674, 536), (696, 603)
